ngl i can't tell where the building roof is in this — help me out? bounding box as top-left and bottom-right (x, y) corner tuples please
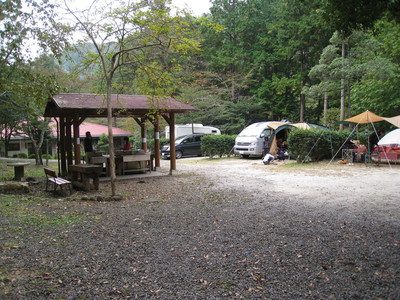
(49, 121), (132, 138)
(44, 93), (196, 118)
(6, 121), (131, 140)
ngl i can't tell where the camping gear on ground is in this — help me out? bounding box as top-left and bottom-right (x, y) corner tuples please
(263, 153), (275, 165)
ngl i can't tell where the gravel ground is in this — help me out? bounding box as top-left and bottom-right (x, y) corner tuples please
(1, 157), (399, 299)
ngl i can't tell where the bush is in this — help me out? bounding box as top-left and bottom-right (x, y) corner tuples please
(17, 152), (27, 159)
(287, 129), (361, 162)
(42, 154), (53, 159)
(146, 138), (169, 153)
(201, 135), (236, 158)
(28, 154), (36, 159)
(97, 134), (109, 152)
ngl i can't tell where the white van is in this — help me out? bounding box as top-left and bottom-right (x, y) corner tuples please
(234, 121), (328, 158)
(234, 121), (290, 157)
(165, 124), (221, 139)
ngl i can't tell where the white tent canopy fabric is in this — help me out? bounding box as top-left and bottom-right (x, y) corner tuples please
(383, 116), (400, 128)
(378, 129), (400, 146)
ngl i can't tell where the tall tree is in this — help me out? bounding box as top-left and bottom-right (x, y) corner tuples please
(65, 0), (200, 195)
(323, 0), (400, 36)
(0, 92), (23, 157)
(259, 0), (333, 122)
(308, 28), (399, 127)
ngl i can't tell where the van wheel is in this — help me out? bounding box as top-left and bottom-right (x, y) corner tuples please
(176, 150), (183, 159)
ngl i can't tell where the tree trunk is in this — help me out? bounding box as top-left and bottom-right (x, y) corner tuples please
(106, 80), (116, 196)
(299, 50), (306, 123)
(347, 81), (352, 130)
(45, 139), (49, 166)
(339, 43), (346, 131)
(323, 91), (328, 126)
(299, 93), (305, 122)
(4, 139), (9, 158)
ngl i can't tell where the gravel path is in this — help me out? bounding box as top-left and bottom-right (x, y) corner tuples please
(1, 158), (399, 299)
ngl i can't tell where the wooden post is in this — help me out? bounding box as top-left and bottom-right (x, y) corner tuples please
(59, 117), (67, 177)
(170, 113), (176, 171)
(73, 115), (81, 164)
(154, 115), (160, 168)
(141, 118), (147, 152)
(66, 117), (73, 168)
(134, 117), (147, 152)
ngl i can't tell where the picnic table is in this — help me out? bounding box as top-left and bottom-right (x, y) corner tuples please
(7, 162), (30, 181)
(89, 153), (154, 176)
(68, 164), (102, 191)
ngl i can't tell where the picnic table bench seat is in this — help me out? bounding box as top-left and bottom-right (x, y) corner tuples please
(44, 168), (72, 194)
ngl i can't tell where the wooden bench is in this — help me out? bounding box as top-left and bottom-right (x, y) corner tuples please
(44, 168), (72, 194)
(122, 153), (152, 175)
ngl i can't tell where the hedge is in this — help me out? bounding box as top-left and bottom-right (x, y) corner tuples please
(287, 129), (364, 162)
(132, 138), (169, 152)
(201, 135), (236, 158)
(16, 153), (28, 158)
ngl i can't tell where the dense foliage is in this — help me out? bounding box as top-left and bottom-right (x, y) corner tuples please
(176, 0), (399, 133)
(1, 0), (400, 161)
(201, 134), (236, 158)
(287, 129), (365, 162)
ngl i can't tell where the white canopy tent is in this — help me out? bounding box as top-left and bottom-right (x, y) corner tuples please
(378, 129), (400, 146)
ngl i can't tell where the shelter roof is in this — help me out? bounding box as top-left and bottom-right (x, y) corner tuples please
(6, 121), (131, 140)
(44, 93), (196, 118)
(49, 121), (131, 138)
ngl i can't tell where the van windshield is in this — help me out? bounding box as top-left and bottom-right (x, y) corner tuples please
(238, 127), (266, 137)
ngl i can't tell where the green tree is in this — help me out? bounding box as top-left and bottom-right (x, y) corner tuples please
(97, 134), (109, 152)
(0, 92), (23, 157)
(256, 0), (333, 122)
(308, 27), (400, 127)
(323, 0), (400, 36)
(65, 0), (201, 195)
(201, 0), (333, 124)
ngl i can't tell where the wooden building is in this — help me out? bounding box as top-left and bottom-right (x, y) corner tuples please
(43, 93), (195, 176)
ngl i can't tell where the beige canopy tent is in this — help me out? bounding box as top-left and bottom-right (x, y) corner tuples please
(344, 110), (385, 124)
(329, 110), (385, 166)
(383, 116), (400, 128)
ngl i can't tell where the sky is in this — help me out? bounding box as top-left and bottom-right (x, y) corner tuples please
(172, 0), (211, 16)
(65, 0), (211, 16)
(24, 0), (212, 57)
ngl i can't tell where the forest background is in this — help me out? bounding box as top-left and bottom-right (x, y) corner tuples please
(1, 0), (400, 160)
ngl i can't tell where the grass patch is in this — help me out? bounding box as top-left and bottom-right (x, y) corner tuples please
(0, 194), (83, 231)
(0, 160), (59, 181)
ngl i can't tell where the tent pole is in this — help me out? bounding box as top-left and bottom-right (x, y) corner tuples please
(327, 123), (359, 166)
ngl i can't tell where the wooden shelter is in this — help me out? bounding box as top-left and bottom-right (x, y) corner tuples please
(43, 93), (195, 176)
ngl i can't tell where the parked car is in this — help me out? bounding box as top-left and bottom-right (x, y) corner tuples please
(161, 133), (205, 159)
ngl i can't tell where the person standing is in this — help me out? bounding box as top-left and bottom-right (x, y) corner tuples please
(84, 131), (94, 153)
(84, 131), (94, 163)
(369, 130), (385, 154)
